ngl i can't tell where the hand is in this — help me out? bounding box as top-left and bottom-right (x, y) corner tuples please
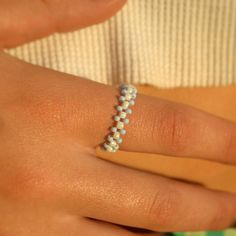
(0, 52), (236, 236)
(1, 0), (236, 235)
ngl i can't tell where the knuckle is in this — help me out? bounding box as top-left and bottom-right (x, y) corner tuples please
(208, 201), (236, 230)
(144, 185), (179, 229)
(3, 166), (53, 200)
(151, 103), (192, 154)
(5, 83), (71, 130)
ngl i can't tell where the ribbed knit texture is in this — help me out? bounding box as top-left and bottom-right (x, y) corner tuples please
(5, 0), (236, 88)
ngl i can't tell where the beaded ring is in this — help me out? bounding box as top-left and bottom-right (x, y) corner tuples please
(103, 84), (137, 152)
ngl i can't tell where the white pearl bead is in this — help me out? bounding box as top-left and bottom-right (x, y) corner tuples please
(110, 140), (118, 147)
(122, 101), (129, 109)
(117, 138), (123, 144)
(107, 135), (114, 142)
(126, 109), (132, 114)
(111, 127), (117, 132)
(104, 143), (113, 152)
(114, 115), (120, 121)
(127, 87), (134, 93)
(121, 89), (127, 95)
(113, 132), (120, 140)
(116, 106), (123, 112)
(125, 93), (132, 100)
(112, 144), (119, 151)
(119, 96), (126, 102)
(129, 100), (135, 106)
(120, 129), (126, 135)
(117, 121), (124, 129)
(119, 111), (127, 119)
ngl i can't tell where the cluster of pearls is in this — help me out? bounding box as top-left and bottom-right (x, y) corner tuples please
(103, 84), (137, 152)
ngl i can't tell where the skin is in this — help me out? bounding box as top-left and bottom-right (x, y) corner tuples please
(0, 0), (127, 48)
(0, 0), (236, 235)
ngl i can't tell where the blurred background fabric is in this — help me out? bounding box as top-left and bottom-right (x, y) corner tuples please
(5, 0), (236, 88)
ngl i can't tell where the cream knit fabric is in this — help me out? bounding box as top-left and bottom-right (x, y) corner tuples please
(5, 0), (236, 88)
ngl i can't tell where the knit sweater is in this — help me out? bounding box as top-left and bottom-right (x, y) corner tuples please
(5, 0), (236, 88)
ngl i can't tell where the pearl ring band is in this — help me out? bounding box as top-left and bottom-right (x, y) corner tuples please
(103, 84), (138, 152)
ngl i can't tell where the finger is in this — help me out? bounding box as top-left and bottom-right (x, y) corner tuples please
(1, 52), (236, 165)
(0, 0), (127, 48)
(70, 155), (236, 232)
(121, 93), (236, 164)
(80, 83), (236, 164)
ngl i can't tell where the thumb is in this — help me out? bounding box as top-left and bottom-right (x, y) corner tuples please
(0, 0), (127, 49)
